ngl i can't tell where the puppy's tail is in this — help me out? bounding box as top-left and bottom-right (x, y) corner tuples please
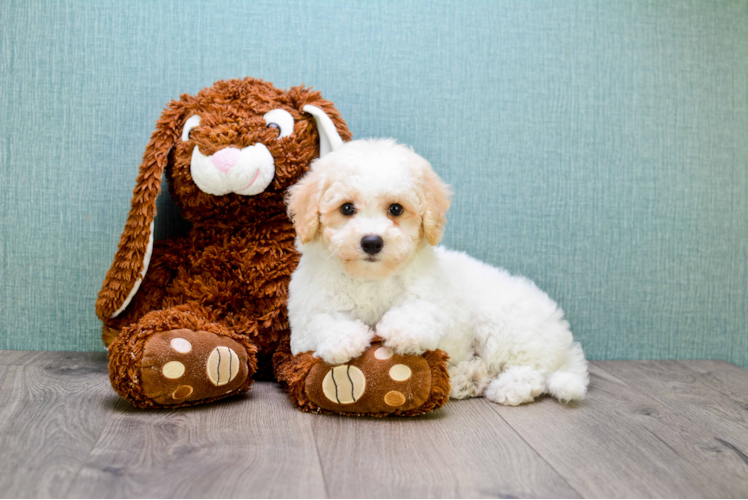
(547, 342), (589, 403)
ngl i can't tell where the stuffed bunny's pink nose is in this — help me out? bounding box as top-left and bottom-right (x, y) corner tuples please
(211, 147), (241, 174)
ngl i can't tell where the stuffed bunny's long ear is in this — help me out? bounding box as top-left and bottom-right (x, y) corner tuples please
(303, 105), (344, 157)
(95, 103), (184, 320)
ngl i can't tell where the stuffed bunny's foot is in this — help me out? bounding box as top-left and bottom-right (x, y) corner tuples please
(138, 329), (251, 406)
(276, 341), (451, 417)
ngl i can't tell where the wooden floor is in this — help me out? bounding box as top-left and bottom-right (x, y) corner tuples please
(1, 352), (747, 499)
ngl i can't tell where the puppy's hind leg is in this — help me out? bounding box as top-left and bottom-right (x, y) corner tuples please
(547, 342), (588, 403)
(448, 357), (490, 399)
(483, 345), (589, 406)
(484, 366), (547, 406)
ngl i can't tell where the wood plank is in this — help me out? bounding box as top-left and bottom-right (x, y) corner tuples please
(67, 381), (327, 499)
(596, 360), (748, 452)
(0, 350), (42, 365)
(0, 351), (116, 498)
(489, 363), (748, 498)
(0, 350), (108, 367)
(0, 349), (57, 366)
(3, 351), (744, 498)
(675, 359), (748, 405)
(311, 397), (580, 498)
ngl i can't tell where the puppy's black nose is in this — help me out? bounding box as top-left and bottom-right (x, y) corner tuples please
(361, 235), (384, 255)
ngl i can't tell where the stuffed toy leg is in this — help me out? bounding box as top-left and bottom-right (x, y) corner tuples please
(108, 307), (258, 408)
(275, 340), (450, 417)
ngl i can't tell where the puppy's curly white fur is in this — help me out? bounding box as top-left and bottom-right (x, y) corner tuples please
(286, 139), (589, 405)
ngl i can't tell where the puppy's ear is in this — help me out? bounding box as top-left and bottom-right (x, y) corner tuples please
(95, 97), (190, 320)
(286, 168), (322, 244)
(421, 163), (452, 246)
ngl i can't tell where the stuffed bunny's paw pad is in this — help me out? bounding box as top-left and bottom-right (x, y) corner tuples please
(140, 329), (250, 405)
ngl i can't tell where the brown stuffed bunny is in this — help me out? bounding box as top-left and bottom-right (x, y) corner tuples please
(97, 78), (449, 414)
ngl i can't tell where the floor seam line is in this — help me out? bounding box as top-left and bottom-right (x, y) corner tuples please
(592, 361), (748, 457)
(310, 419), (332, 499)
(590, 361), (703, 424)
(479, 397), (585, 499)
(672, 360), (748, 407)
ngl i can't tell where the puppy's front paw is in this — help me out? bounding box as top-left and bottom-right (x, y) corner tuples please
(377, 310), (440, 356)
(314, 328), (373, 365)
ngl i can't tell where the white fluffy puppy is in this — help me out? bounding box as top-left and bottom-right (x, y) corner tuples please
(286, 139), (588, 405)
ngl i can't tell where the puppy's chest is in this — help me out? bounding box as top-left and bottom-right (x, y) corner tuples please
(337, 279), (405, 327)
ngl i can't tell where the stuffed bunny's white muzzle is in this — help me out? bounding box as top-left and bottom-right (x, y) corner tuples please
(190, 144), (276, 196)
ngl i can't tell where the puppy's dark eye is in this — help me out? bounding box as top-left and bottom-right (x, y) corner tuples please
(388, 203), (403, 216)
(267, 123), (281, 135)
(340, 203), (356, 216)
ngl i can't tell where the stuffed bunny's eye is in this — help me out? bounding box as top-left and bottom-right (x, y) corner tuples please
(181, 115), (201, 142)
(263, 109), (294, 139)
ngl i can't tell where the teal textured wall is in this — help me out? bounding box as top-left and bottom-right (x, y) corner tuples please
(0, 0), (746, 367)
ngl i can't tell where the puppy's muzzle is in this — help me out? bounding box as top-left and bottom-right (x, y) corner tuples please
(361, 235), (384, 255)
